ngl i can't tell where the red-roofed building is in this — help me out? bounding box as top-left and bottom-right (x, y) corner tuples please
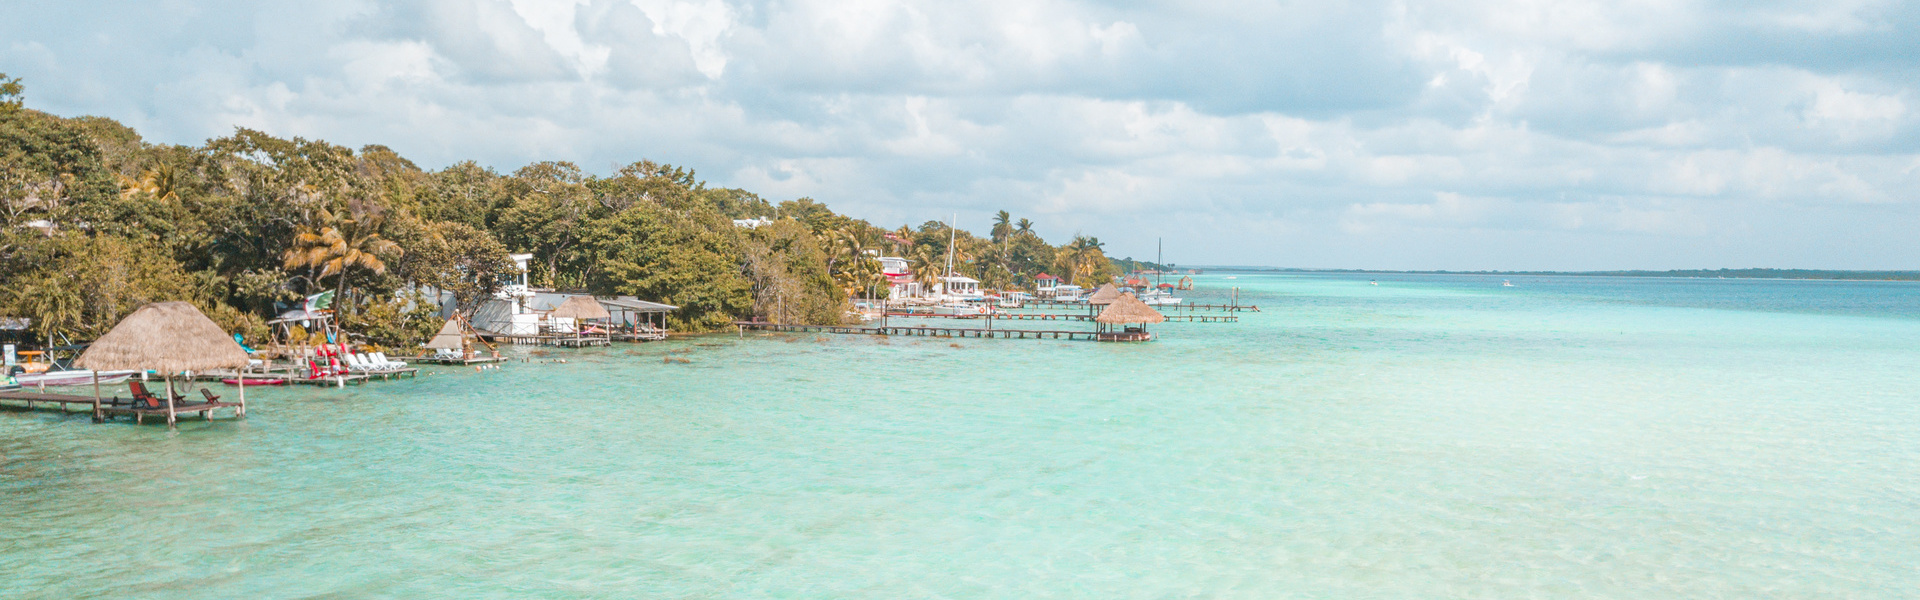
(1034, 273), (1060, 296)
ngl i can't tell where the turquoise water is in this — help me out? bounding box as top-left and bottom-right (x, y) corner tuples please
(4, 273), (1918, 598)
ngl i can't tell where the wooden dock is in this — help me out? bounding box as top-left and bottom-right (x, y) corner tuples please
(0, 390), (243, 425)
(886, 312), (1236, 323)
(188, 366), (417, 387)
(402, 354), (509, 366)
(1014, 299), (1259, 312)
(482, 331), (613, 347)
(737, 322), (1104, 341)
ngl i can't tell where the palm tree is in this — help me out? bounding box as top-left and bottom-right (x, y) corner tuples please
(12, 275), (84, 343)
(991, 210), (1012, 243)
(122, 162), (182, 204)
(283, 201), (402, 313)
(825, 229), (881, 298)
(1063, 235), (1107, 287)
(1015, 218), (1033, 234)
(911, 243), (944, 292)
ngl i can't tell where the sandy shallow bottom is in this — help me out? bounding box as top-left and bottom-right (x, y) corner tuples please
(3, 273), (1917, 598)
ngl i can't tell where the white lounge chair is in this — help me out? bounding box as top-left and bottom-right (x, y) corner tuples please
(372, 352), (407, 369)
(343, 354), (375, 373)
(350, 353), (392, 373)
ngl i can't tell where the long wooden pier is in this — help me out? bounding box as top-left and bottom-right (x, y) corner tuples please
(886, 312), (1236, 323)
(1002, 299), (1260, 312)
(737, 322), (1103, 340)
(188, 368), (414, 386)
(0, 389), (243, 425)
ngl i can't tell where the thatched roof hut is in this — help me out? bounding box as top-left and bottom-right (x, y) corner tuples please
(1087, 283), (1123, 305)
(1096, 293), (1166, 325)
(424, 319), (468, 350)
(75, 301), (250, 373)
(549, 295), (611, 320)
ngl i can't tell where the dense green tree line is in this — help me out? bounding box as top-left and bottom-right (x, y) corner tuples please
(0, 74), (1117, 347)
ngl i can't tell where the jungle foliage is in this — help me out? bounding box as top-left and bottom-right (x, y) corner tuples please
(0, 75), (1116, 346)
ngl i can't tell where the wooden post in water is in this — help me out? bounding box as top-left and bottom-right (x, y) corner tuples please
(91, 370), (102, 423)
(165, 374), (177, 429)
(237, 374), (246, 418)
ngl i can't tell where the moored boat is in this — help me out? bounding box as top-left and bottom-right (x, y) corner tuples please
(222, 377), (288, 386)
(12, 369), (139, 387)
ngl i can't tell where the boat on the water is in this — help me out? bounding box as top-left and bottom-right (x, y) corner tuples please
(11, 369), (139, 387)
(222, 378), (288, 386)
(930, 300), (995, 316)
(1140, 288), (1184, 305)
(1139, 237), (1183, 305)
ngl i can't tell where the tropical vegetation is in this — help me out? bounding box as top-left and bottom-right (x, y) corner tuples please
(0, 74), (1118, 347)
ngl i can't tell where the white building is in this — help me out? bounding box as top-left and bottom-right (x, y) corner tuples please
(937, 275), (984, 299)
(879, 256), (920, 298)
(475, 253), (542, 336)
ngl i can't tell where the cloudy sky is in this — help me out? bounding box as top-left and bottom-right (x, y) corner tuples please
(5, 1), (1917, 269)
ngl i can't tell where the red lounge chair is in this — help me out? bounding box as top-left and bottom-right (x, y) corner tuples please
(200, 388), (222, 403)
(128, 381), (180, 409)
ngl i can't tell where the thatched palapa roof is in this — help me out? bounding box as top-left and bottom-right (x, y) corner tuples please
(425, 319), (468, 350)
(1087, 283), (1123, 305)
(75, 301), (250, 373)
(548, 295), (611, 320)
(1096, 293), (1166, 325)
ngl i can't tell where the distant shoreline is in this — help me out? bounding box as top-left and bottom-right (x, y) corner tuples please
(1191, 267), (1920, 282)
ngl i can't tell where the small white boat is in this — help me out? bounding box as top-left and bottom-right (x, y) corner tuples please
(1502, 280), (1515, 287)
(1139, 289), (1183, 305)
(927, 301), (995, 317)
(12, 369), (139, 387)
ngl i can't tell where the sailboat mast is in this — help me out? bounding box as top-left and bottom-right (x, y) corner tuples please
(943, 213), (956, 295)
(1156, 237), (1163, 287)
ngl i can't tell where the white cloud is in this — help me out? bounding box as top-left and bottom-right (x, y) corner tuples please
(2, 0), (1918, 269)
(628, 0), (734, 79)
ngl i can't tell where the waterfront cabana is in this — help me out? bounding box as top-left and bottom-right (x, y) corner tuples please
(598, 298), (677, 341)
(425, 319), (475, 359)
(1094, 292), (1165, 342)
(1085, 283), (1123, 316)
(417, 317), (505, 364)
(548, 295), (613, 347)
(1087, 283), (1123, 305)
(75, 301), (250, 426)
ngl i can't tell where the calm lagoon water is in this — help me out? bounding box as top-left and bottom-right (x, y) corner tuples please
(4, 273), (1918, 598)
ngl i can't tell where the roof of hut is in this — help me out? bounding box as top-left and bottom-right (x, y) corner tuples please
(548, 295), (611, 320)
(75, 301), (251, 373)
(1087, 283), (1123, 305)
(1096, 292), (1167, 325)
(424, 319), (468, 350)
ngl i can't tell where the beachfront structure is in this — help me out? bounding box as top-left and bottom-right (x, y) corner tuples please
(471, 291), (678, 344)
(599, 298), (676, 341)
(1034, 273), (1060, 297)
(732, 217), (773, 229)
(546, 295), (613, 347)
(880, 256), (920, 298)
(1087, 283), (1122, 306)
(1094, 292), (1166, 342)
(72, 301), (250, 426)
(419, 319), (504, 365)
(937, 275), (985, 300)
(479, 253), (542, 336)
(1052, 284), (1085, 301)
